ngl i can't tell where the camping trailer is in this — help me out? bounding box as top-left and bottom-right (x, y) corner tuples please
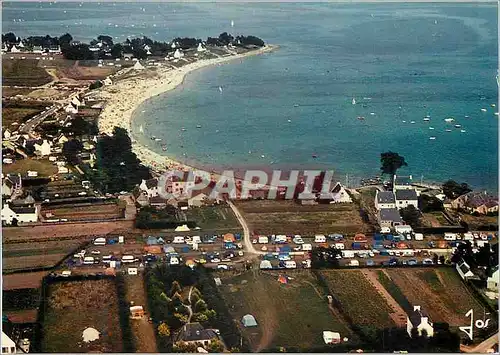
(301, 243), (312, 251)
(173, 236), (185, 244)
(258, 236), (269, 244)
(349, 260), (360, 267)
(315, 235), (326, 243)
(93, 237), (106, 246)
(444, 233), (457, 241)
(341, 250), (355, 258)
(285, 260), (297, 269)
(334, 243), (345, 250)
(83, 256), (95, 265)
(414, 233), (424, 241)
(121, 255), (135, 263)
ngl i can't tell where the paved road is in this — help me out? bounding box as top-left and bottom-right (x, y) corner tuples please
(461, 332), (499, 353)
(20, 105), (60, 134)
(227, 200), (265, 255)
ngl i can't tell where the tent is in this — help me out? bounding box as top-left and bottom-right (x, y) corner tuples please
(82, 327), (100, 343)
(147, 236), (158, 245)
(223, 233), (235, 243)
(277, 275), (288, 284)
(259, 260), (272, 269)
(175, 224), (190, 232)
(242, 314), (257, 327)
(133, 61), (144, 70)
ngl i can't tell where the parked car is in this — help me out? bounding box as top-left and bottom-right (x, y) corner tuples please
(422, 258), (434, 265)
(388, 258), (398, 266)
(91, 250), (101, 255)
(408, 259), (418, 266)
(217, 264), (229, 270)
(211, 258), (221, 263)
(366, 260), (375, 266)
(293, 236), (304, 244)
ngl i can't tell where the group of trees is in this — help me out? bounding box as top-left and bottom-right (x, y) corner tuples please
(145, 265), (221, 352)
(442, 180), (472, 199)
(451, 241), (498, 275)
(89, 127), (151, 193)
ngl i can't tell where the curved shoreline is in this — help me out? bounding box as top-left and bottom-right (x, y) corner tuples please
(97, 45), (277, 175)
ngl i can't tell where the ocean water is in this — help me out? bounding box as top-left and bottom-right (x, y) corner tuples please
(3, 2), (498, 191)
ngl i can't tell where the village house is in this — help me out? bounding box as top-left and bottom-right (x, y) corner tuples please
(1, 203), (38, 225)
(150, 196), (168, 209)
(375, 191), (396, 210)
(395, 189), (419, 209)
(139, 178), (159, 197)
(393, 175), (414, 192)
(407, 305), (434, 338)
(327, 182), (352, 203)
(487, 267), (499, 291)
(175, 322), (220, 348)
(451, 191), (499, 215)
(33, 139), (52, 157)
(456, 259), (478, 281)
(2, 174), (22, 197)
(378, 208), (404, 228)
(1, 331), (17, 354)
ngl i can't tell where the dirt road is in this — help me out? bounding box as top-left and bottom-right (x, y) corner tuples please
(227, 200), (265, 256)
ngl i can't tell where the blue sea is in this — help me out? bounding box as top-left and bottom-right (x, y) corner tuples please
(3, 2), (498, 191)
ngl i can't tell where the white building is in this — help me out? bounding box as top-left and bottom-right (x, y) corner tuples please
(395, 189), (419, 209)
(456, 259), (476, 280)
(133, 61), (145, 70)
(4, 129), (12, 140)
(2, 174), (22, 197)
(407, 305), (434, 338)
(64, 103), (78, 114)
(173, 49), (184, 59)
(327, 182), (352, 203)
(1, 331), (17, 354)
(10, 45), (21, 53)
(378, 208), (404, 228)
(375, 191), (396, 210)
(34, 139), (52, 156)
(487, 267), (498, 290)
(103, 77), (113, 86)
(139, 178), (159, 198)
(1, 203), (38, 225)
(393, 175), (414, 192)
(197, 43), (206, 52)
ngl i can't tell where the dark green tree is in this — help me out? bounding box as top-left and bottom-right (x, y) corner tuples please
(62, 139), (83, 165)
(442, 180), (472, 199)
(380, 151), (407, 181)
(399, 205), (421, 227)
(59, 33), (73, 45)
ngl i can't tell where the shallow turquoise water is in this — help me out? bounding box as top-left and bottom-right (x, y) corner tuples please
(4, 2), (498, 191)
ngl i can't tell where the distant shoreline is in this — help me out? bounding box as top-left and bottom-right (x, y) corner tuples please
(97, 44), (277, 176)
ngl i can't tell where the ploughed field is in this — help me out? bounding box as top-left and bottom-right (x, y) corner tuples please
(234, 200), (369, 235)
(42, 279), (123, 353)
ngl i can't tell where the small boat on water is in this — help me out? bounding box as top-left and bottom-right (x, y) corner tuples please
(261, 155), (265, 158)
(294, 104), (299, 107)
(481, 108), (487, 112)
(370, 112), (375, 116)
(491, 103), (496, 107)
(464, 115), (470, 118)
(139, 125), (144, 133)
(312, 154), (318, 158)
(181, 128), (186, 131)
(444, 117), (454, 122)
(151, 135), (156, 140)
(357, 116), (365, 121)
(495, 112), (499, 116)
(402, 120), (406, 123)
(154, 138), (162, 142)
(429, 127), (435, 130)
(196, 125), (201, 128)
(287, 119), (291, 122)
(454, 124), (462, 128)
(219, 86), (223, 93)
(410, 121), (416, 124)
(429, 136), (436, 140)
(460, 129), (466, 133)
(423, 117), (430, 121)
(162, 146), (167, 151)
(446, 129), (452, 132)
(352, 98), (356, 105)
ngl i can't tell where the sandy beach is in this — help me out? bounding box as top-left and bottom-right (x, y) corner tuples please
(97, 45), (276, 175)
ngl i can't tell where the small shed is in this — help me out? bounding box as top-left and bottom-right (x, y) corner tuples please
(323, 331), (341, 344)
(129, 305), (144, 319)
(242, 314), (258, 327)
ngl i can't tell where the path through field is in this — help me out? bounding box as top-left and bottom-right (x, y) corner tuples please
(361, 270), (407, 327)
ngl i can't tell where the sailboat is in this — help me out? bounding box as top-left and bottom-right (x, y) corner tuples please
(139, 125), (144, 133)
(218, 86), (223, 93)
(231, 20), (234, 27)
(352, 98), (356, 105)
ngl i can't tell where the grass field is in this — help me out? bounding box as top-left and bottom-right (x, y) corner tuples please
(2, 107), (43, 128)
(43, 279), (123, 353)
(3, 59), (52, 87)
(3, 158), (58, 177)
(384, 268), (486, 327)
(42, 203), (124, 221)
(184, 205), (241, 231)
(218, 270), (351, 351)
(124, 275), (157, 353)
(459, 213), (498, 229)
(3, 254), (69, 272)
(235, 200), (368, 235)
(319, 270), (395, 329)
